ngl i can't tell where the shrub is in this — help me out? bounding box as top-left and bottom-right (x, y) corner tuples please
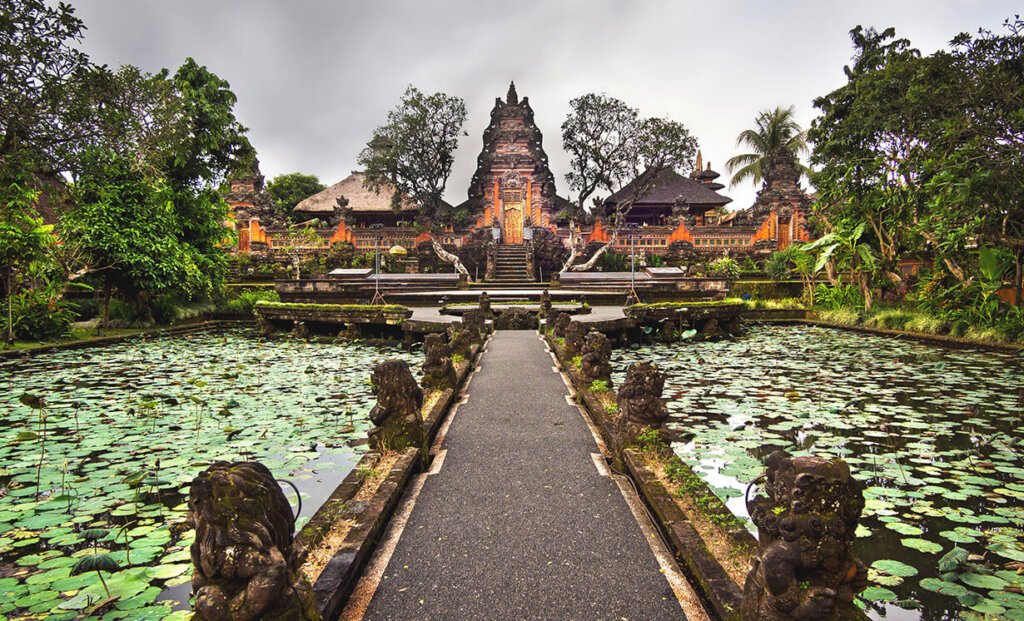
(2, 290), (74, 341)
(813, 283), (863, 310)
(589, 380), (610, 393)
(707, 257), (740, 279)
(222, 288), (280, 316)
(765, 251), (791, 281)
(817, 308), (859, 326)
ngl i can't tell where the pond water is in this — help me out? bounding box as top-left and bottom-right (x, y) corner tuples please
(613, 324), (1024, 621)
(0, 327), (420, 619)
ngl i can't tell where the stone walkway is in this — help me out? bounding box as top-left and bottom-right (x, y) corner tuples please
(350, 330), (686, 620)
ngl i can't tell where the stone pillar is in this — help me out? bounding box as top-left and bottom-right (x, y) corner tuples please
(479, 292), (492, 318)
(613, 361), (669, 459)
(741, 451), (868, 621)
(539, 289), (552, 319)
(581, 330), (613, 386)
(485, 242), (497, 281)
(421, 333), (456, 392)
(189, 462), (319, 621)
(368, 359), (425, 453)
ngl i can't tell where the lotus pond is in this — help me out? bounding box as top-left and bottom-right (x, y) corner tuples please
(0, 327), (420, 619)
(613, 324), (1024, 621)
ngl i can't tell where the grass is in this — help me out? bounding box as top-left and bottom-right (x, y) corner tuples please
(254, 301), (409, 312)
(742, 297), (807, 310)
(629, 298), (744, 310)
(2, 326), (154, 352)
(813, 304), (1023, 345)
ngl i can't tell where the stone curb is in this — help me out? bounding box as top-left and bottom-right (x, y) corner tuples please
(0, 319), (238, 360)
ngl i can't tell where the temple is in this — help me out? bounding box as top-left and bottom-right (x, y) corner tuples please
(227, 83), (813, 272)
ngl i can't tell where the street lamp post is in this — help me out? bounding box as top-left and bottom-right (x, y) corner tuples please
(370, 224), (386, 306)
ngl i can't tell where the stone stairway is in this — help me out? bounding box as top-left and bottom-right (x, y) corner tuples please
(489, 244), (535, 286)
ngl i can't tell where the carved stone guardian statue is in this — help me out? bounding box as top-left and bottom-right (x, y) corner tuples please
(368, 359), (425, 453)
(478, 292), (492, 318)
(741, 451), (868, 621)
(189, 462), (319, 621)
(563, 321), (587, 362)
(581, 330), (613, 386)
(446, 324), (473, 359)
(613, 362), (669, 460)
(539, 289), (552, 319)
(462, 310), (486, 343)
(421, 333), (456, 391)
(553, 312), (571, 338)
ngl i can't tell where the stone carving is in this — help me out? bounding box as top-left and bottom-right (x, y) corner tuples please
(478, 292), (492, 317)
(741, 451), (868, 621)
(368, 359), (425, 453)
(485, 242), (497, 281)
(446, 325), (473, 359)
(462, 310), (486, 343)
(563, 321), (587, 361)
(292, 321), (309, 341)
(553, 312), (571, 338)
(539, 289), (552, 318)
(421, 333), (456, 391)
(189, 462), (318, 621)
(493, 308), (538, 330)
(617, 362), (669, 427)
(581, 330), (613, 386)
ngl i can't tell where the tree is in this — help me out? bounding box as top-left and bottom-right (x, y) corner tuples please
(560, 94), (697, 272)
(0, 0), (92, 173)
(725, 106), (809, 188)
(59, 150), (211, 329)
(806, 221), (879, 309)
(267, 173), (326, 221)
(358, 86), (469, 276)
(0, 179), (48, 344)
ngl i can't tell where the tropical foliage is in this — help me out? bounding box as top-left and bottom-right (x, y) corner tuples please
(725, 105), (809, 188)
(266, 172), (326, 221)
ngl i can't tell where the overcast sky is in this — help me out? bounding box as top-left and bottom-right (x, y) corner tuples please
(67, 0), (1017, 210)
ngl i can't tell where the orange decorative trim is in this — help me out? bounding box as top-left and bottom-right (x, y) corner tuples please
(526, 179), (533, 226)
(587, 219), (612, 244)
(667, 220), (693, 243)
(329, 220), (355, 244)
(492, 178), (500, 227)
(414, 231), (432, 245)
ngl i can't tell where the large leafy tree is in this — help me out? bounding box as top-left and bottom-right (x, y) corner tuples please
(560, 94), (697, 271)
(267, 172), (326, 221)
(0, 0), (92, 173)
(59, 150), (210, 329)
(810, 18), (1024, 306)
(0, 178), (48, 343)
(358, 86), (469, 276)
(725, 105), (809, 188)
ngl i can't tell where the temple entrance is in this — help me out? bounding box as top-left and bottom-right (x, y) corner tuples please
(502, 189), (524, 245)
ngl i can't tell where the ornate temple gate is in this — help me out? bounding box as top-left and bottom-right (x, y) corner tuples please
(502, 188), (524, 245)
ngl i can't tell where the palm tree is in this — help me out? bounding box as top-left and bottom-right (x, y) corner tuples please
(725, 106), (809, 188)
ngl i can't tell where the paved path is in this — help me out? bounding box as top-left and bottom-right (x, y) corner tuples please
(355, 330), (685, 621)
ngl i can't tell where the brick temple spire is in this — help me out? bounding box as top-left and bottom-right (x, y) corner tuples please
(506, 81), (519, 105)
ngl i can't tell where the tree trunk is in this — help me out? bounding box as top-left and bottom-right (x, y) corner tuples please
(1015, 248), (1022, 306)
(5, 270), (12, 348)
(431, 236), (469, 278)
(859, 273), (873, 311)
(102, 280), (112, 334)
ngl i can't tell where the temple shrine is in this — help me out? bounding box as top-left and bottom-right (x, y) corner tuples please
(227, 82), (813, 271)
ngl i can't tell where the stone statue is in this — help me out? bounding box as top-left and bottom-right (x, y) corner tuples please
(446, 325), (473, 359)
(494, 308), (537, 330)
(189, 462), (319, 621)
(368, 359), (425, 453)
(563, 321), (587, 361)
(611, 361), (669, 461)
(553, 312), (571, 338)
(617, 361), (669, 427)
(741, 451), (868, 621)
(485, 243), (497, 281)
(479, 292), (492, 317)
(421, 333), (456, 392)
(581, 330), (613, 386)
(462, 310), (486, 343)
(539, 290), (552, 318)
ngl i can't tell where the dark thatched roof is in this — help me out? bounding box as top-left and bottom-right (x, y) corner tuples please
(604, 168), (732, 208)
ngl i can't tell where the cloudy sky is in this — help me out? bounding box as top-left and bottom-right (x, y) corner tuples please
(68, 0), (1016, 209)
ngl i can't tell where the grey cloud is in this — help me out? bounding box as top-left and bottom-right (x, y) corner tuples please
(67, 0), (1018, 209)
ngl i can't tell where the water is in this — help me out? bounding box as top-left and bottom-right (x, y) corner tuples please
(0, 327), (420, 619)
(614, 324), (1024, 621)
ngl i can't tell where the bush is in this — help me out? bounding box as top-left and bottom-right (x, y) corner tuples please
(2, 290), (74, 341)
(817, 308), (859, 326)
(221, 288), (280, 316)
(707, 257), (740, 279)
(813, 283), (863, 310)
(765, 251), (791, 281)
